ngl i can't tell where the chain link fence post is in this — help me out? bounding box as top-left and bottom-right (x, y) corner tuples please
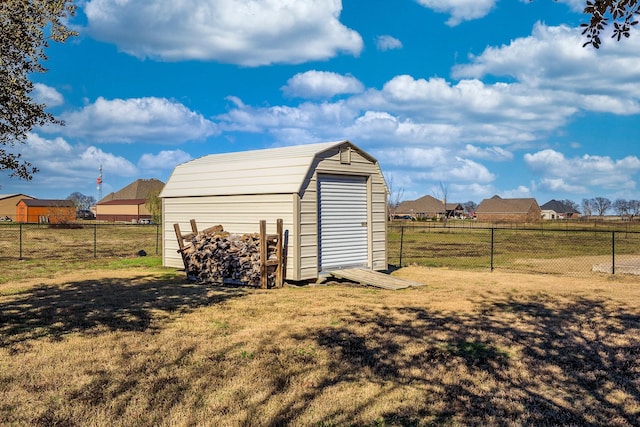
(399, 225), (405, 267)
(94, 223), (97, 258)
(612, 230), (615, 275)
(490, 227), (494, 272)
(19, 223), (23, 260)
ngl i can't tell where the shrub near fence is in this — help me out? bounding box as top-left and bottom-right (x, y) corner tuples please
(389, 223), (640, 275)
(0, 222), (161, 261)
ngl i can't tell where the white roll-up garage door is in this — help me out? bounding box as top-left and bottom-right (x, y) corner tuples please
(318, 175), (368, 271)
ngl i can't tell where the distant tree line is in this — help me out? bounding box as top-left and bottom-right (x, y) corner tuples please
(582, 197), (640, 217)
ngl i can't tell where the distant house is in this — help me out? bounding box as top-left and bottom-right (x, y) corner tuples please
(16, 199), (75, 224)
(475, 195), (541, 223)
(395, 195), (464, 219)
(0, 194), (34, 220)
(96, 178), (164, 222)
(96, 199), (153, 222)
(540, 200), (581, 220)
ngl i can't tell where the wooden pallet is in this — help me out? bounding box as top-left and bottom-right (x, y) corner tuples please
(328, 268), (425, 290)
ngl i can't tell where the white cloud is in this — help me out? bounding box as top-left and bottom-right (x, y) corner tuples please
(83, 0), (363, 66)
(524, 149), (640, 190)
(452, 23), (640, 113)
(375, 35), (402, 51)
(555, 0), (587, 12)
(138, 150), (193, 171)
(282, 71), (364, 99)
(415, 0), (497, 26)
(57, 97), (219, 143)
(461, 144), (513, 161)
(14, 133), (138, 196)
(501, 185), (532, 198)
(536, 177), (588, 193)
(32, 83), (64, 107)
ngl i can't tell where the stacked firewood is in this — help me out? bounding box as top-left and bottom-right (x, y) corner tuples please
(179, 224), (279, 287)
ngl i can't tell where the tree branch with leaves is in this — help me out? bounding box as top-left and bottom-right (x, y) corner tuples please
(581, 0), (639, 47)
(1, 0), (76, 182)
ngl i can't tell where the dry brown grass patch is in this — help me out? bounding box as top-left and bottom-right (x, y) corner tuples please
(1, 266), (639, 425)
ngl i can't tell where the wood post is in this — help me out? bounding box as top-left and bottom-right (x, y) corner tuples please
(260, 220), (268, 289)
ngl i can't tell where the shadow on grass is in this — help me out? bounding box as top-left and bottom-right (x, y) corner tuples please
(270, 296), (640, 426)
(0, 274), (246, 347)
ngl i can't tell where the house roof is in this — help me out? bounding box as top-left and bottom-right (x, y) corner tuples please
(99, 178), (164, 203)
(475, 195), (539, 214)
(97, 198), (147, 206)
(19, 199), (75, 207)
(0, 193), (34, 201)
(396, 195), (461, 215)
(160, 140), (384, 198)
(540, 199), (579, 214)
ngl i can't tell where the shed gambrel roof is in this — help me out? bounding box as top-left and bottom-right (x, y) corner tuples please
(160, 140), (384, 198)
(476, 195), (539, 213)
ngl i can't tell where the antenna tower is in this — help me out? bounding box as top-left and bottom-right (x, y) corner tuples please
(97, 165), (103, 201)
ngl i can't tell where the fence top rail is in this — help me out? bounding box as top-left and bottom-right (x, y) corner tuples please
(387, 223), (640, 234)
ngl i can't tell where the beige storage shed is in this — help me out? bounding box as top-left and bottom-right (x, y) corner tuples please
(160, 140), (388, 281)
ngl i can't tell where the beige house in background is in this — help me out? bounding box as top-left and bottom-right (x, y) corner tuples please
(95, 199), (153, 222)
(160, 140), (388, 281)
(475, 195), (541, 223)
(96, 178), (164, 222)
(0, 194), (34, 220)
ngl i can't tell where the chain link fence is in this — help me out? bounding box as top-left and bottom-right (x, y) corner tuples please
(2, 222), (639, 276)
(389, 223), (640, 275)
(0, 222), (161, 261)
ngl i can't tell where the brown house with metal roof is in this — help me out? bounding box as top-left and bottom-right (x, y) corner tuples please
(96, 178), (164, 222)
(16, 199), (75, 224)
(394, 194), (464, 219)
(475, 195), (542, 223)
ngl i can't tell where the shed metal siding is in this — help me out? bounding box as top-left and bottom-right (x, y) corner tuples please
(162, 194), (295, 277)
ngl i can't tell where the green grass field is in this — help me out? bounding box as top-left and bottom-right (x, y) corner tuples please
(388, 223), (640, 274)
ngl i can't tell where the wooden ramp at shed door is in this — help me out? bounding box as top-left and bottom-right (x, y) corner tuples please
(328, 268), (426, 290)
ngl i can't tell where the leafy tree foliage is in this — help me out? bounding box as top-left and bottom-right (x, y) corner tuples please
(1, 0), (76, 182)
(581, 0), (639, 47)
(145, 189), (163, 225)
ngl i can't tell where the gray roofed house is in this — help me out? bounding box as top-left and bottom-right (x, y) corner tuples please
(540, 199), (581, 220)
(394, 195), (464, 219)
(475, 195), (541, 223)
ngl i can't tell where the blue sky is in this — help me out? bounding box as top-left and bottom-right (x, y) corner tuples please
(2, 0), (639, 207)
